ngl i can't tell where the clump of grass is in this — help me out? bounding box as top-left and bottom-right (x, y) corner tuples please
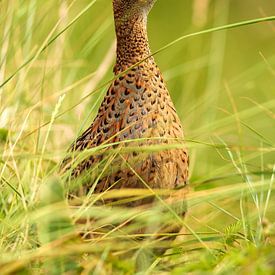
(0, 0), (275, 273)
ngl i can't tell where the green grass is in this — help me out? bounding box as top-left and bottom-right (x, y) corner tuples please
(0, 0), (275, 273)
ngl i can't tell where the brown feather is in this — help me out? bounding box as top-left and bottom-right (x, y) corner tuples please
(62, 0), (189, 204)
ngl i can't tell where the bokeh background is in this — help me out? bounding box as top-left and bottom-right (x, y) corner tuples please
(0, 0), (275, 273)
(1, 0), (274, 185)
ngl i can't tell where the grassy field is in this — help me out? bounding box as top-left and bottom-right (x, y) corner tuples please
(0, 0), (275, 273)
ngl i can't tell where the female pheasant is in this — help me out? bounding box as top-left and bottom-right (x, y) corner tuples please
(64, 0), (188, 205)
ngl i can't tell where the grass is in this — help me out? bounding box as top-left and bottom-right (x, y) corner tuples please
(0, 0), (275, 273)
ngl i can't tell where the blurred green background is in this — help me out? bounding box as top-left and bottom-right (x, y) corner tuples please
(0, 0), (275, 273)
(1, 0), (274, 175)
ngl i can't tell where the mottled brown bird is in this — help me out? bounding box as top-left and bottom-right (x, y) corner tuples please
(63, 0), (188, 204)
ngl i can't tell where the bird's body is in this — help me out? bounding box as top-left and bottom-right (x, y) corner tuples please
(64, 0), (188, 202)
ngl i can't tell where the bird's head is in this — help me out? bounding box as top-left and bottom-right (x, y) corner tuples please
(113, 0), (157, 21)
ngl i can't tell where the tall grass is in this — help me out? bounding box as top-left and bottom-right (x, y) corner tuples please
(0, 0), (275, 273)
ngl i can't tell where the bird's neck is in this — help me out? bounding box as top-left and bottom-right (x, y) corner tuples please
(114, 14), (153, 74)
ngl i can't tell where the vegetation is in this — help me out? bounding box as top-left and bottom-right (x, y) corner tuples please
(0, 0), (274, 273)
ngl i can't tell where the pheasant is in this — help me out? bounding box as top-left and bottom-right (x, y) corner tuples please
(63, 0), (189, 207)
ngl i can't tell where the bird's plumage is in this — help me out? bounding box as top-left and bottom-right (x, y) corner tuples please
(63, 0), (188, 202)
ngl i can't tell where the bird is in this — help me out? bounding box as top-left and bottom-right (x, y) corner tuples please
(62, 0), (189, 212)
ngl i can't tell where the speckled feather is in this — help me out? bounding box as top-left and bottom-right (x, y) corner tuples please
(63, 0), (189, 198)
